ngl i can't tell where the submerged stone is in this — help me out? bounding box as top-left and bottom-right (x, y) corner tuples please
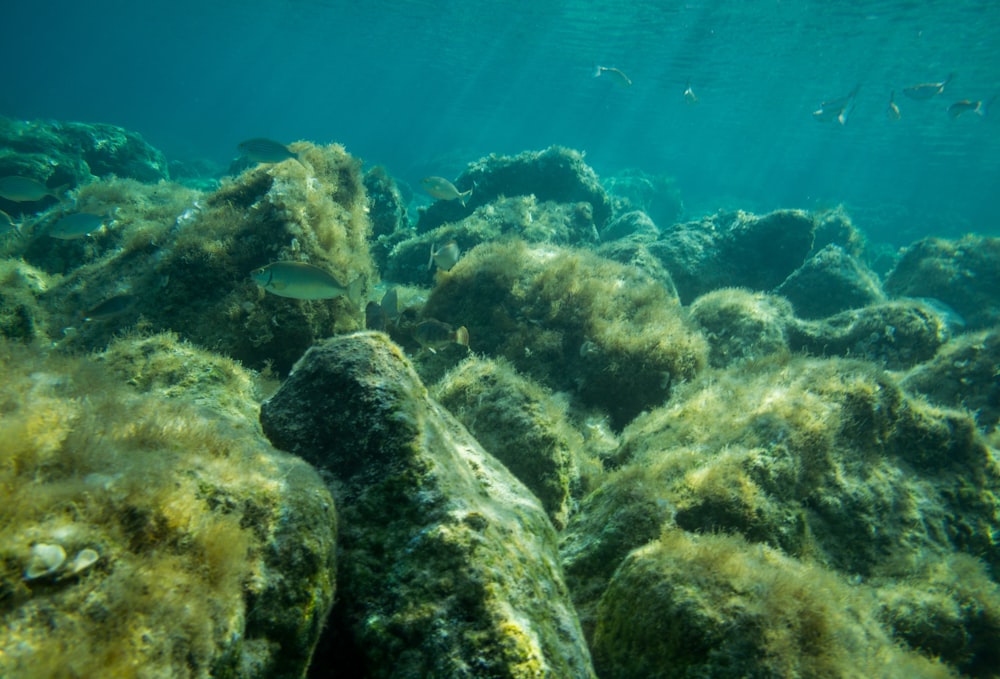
(260, 331), (596, 678)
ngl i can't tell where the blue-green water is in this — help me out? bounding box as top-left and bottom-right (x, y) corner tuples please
(3, 0), (998, 243)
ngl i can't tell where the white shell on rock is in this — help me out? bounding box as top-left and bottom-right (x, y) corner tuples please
(64, 548), (100, 576)
(23, 543), (67, 580)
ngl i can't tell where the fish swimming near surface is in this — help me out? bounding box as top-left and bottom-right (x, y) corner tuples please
(947, 94), (996, 119)
(592, 65), (632, 87)
(812, 84), (860, 125)
(683, 80), (698, 104)
(0, 176), (68, 203)
(421, 177), (472, 206)
(414, 319), (469, 353)
(251, 261), (362, 303)
(428, 240), (461, 272)
(47, 212), (105, 240)
(903, 73), (954, 100)
(237, 138), (297, 163)
(886, 90), (901, 121)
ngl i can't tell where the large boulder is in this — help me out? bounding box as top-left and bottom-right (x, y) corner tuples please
(260, 332), (596, 678)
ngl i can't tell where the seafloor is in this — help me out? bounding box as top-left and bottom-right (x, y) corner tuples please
(1, 117), (999, 678)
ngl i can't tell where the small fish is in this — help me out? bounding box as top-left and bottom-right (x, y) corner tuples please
(414, 319), (469, 353)
(428, 240), (461, 272)
(886, 90), (901, 121)
(237, 138), (297, 163)
(421, 177), (472, 206)
(683, 80), (698, 105)
(947, 99), (985, 119)
(47, 212), (105, 240)
(251, 261), (362, 303)
(592, 65), (632, 87)
(902, 73), (953, 100)
(1, 209), (22, 238)
(812, 84), (860, 125)
(380, 287), (400, 322)
(84, 294), (135, 322)
(0, 176), (68, 203)
(365, 301), (388, 331)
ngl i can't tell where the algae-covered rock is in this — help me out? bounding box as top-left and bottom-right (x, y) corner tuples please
(0, 259), (53, 344)
(648, 208), (817, 303)
(900, 327), (1000, 432)
(387, 195), (599, 284)
(688, 288), (793, 368)
(421, 239), (707, 429)
(0, 116), (168, 216)
(776, 243), (886, 318)
(433, 356), (585, 529)
(260, 331), (595, 679)
(599, 209), (660, 242)
(592, 529), (955, 679)
(787, 299), (950, 369)
(22, 143), (375, 374)
(0, 338), (336, 679)
(561, 356), (1000, 644)
(415, 146), (613, 234)
(885, 235), (1000, 330)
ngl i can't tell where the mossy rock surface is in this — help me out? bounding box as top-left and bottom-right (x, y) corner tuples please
(0, 338), (336, 679)
(421, 239), (707, 430)
(260, 331), (596, 679)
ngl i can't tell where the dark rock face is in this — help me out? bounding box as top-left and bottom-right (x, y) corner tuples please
(649, 209), (817, 303)
(261, 331), (596, 679)
(776, 243), (886, 319)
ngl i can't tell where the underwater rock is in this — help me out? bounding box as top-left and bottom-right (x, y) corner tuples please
(0, 116), (168, 215)
(885, 234), (1000, 330)
(26, 143), (375, 373)
(900, 326), (1000, 432)
(386, 195), (600, 284)
(0, 339), (337, 678)
(259, 331), (596, 679)
(776, 243), (886, 319)
(561, 356), (1000, 624)
(688, 288), (793, 368)
(811, 205), (869, 259)
(648, 208), (817, 304)
(415, 146), (613, 234)
(433, 356), (586, 529)
(420, 239), (708, 430)
(602, 169), (683, 231)
(599, 209), (660, 242)
(0, 259), (52, 343)
(787, 299), (949, 369)
(592, 529), (954, 679)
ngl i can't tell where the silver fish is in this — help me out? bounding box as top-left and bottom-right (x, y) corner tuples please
(886, 90), (901, 121)
(428, 240), (460, 272)
(903, 74), (953, 100)
(48, 212), (105, 239)
(812, 84), (860, 125)
(421, 176), (472, 205)
(592, 65), (632, 87)
(251, 261), (361, 303)
(0, 176), (67, 202)
(238, 138), (297, 163)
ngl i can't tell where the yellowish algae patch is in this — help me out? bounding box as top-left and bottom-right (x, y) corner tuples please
(0, 336), (336, 678)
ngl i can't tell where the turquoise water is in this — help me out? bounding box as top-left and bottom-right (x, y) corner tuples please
(2, 0), (998, 243)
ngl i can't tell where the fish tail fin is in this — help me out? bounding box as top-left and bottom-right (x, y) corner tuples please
(347, 277), (363, 306)
(459, 188), (472, 207)
(454, 326), (470, 348)
(592, 65), (603, 78)
(428, 243), (436, 270)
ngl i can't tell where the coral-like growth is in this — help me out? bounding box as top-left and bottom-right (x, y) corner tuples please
(421, 239), (708, 429)
(0, 337), (337, 678)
